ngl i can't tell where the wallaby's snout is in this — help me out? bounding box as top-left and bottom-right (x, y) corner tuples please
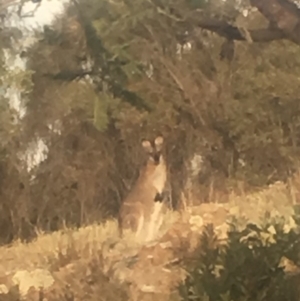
(118, 135), (167, 242)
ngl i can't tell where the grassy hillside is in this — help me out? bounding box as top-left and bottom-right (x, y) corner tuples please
(0, 178), (299, 301)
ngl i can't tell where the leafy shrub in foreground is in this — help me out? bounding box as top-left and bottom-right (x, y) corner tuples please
(179, 211), (300, 301)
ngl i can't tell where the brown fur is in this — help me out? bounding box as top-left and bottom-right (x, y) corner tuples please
(118, 136), (167, 241)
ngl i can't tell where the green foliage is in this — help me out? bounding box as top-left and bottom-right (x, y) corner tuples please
(187, 0), (208, 9)
(179, 213), (300, 301)
(93, 92), (110, 132)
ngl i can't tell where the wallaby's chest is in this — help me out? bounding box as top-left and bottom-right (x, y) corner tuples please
(151, 164), (167, 194)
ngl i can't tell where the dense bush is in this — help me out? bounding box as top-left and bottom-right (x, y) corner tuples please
(179, 207), (300, 301)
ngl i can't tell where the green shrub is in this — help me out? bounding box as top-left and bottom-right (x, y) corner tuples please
(179, 210), (300, 301)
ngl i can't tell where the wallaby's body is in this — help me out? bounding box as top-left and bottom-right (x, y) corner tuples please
(118, 136), (167, 242)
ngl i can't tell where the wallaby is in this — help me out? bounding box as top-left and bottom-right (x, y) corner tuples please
(118, 136), (167, 242)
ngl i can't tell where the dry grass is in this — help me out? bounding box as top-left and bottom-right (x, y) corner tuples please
(0, 181), (296, 272)
(0, 208), (180, 275)
(0, 219), (119, 274)
(0, 178), (298, 301)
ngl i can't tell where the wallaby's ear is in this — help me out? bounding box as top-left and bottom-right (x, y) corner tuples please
(154, 136), (164, 150)
(141, 139), (153, 153)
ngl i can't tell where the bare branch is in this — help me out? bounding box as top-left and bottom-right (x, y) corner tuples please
(148, 0), (299, 44)
(196, 18), (285, 43)
(250, 0), (300, 44)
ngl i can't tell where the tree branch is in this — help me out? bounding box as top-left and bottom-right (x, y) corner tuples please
(149, 0), (300, 44)
(250, 0), (300, 44)
(196, 18), (285, 42)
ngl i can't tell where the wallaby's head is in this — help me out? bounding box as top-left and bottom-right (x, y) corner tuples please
(141, 136), (164, 165)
